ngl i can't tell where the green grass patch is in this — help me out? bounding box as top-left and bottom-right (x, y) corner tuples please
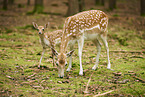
(0, 26), (145, 96)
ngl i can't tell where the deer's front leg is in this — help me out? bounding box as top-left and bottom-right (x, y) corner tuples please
(39, 48), (46, 68)
(78, 36), (84, 76)
(52, 53), (56, 67)
(101, 35), (111, 69)
(67, 45), (74, 71)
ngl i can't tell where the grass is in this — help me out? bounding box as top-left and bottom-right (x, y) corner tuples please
(0, 25), (145, 96)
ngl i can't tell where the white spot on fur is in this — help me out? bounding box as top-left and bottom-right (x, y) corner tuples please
(76, 20), (79, 22)
(73, 29), (76, 32)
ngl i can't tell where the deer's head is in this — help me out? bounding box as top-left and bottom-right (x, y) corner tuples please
(32, 22), (49, 35)
(51, 48), (74, 78)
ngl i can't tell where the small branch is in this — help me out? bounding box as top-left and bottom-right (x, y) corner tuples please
(132, 76), (145, 83)
(93, 90), (114, 97)
(83, 72), (94, 94)
(108, 50), (145, 53)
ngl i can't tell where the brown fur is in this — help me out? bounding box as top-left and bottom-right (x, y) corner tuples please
(60, 10), (108, 53)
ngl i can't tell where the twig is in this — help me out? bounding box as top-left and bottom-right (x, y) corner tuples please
(83, 72), (94, 94)
(132, 76), (145, 83)
(93, 90), (114, 97)
(108, 50), (145, 53)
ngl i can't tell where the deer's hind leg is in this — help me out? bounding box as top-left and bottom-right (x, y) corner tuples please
(100, 35), (111, 69)
(51, 47), (57, 67)
(52, 53), (56, 67)
(92, 39), (102, 70)
(77, 36), (84, 76)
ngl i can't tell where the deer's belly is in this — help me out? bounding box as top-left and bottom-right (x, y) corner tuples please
(84, 32), (99, 40)
(83, 26), (101, 40)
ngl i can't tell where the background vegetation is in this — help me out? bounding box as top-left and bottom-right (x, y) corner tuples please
(0, 0), (145, 96)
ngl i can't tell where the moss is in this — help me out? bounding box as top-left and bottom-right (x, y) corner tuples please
(0, 26), (145, 96)
(24, 69), (33, 73)
(16, 25), (34, 30)
(113, 14), (119, 17)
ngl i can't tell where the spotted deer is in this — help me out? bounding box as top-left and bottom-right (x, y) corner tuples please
(52, 10), (111, 78)
(32, 22), (62, 68)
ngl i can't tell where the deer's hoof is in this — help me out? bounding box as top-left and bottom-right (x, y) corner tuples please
(79, 72), (83, 76)
(92, 66), (97, 70)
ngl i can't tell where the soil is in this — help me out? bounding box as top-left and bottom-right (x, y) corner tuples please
(0, 0), (145, 96)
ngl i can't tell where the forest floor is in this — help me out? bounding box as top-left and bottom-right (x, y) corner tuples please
(0, 0), (145, 96)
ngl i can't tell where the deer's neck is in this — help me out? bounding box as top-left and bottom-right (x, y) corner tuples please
(39, 33), (51, 47)
(60, 34), (69, 53)
(39, 33), (44, 39)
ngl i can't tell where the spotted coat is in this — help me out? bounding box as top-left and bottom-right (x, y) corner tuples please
(60, 10), (108, 52)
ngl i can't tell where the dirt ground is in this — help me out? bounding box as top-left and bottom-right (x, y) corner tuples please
(0, 0), (144, 30)
(0, 0), (145, 96)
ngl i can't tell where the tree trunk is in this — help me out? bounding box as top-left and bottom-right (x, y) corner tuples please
(101, 0), (104, 6)
(27, 0), (30, 5)
(79, 0), (85, 12)
(95, 0), (100, 5)
(34, 0), (44, 13)
(141, 0), (145, 16)
(3, 0), (8, 10)
(67, 0), (79, 16)
(8, 0), (14, 5)
(109, 0), (116, 10)
(95, 0), (104, 6)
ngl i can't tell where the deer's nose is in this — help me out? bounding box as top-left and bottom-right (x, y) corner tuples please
(59, 75), (64, 78)
(59, 76), (63, 78)
(39, 32), (41, 34)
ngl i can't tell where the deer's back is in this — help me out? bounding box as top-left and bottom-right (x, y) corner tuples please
(64, 10), (108, 39)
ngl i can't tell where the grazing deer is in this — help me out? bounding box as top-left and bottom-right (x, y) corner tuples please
(51, 10), (111, 78)
(32, 22), (62, 68)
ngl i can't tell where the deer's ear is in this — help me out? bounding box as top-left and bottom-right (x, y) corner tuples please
(66, 50), (74, 58)
(51, 47), (58, 57)
(32, 22), (38, 29)
(45, 22), (49, 28)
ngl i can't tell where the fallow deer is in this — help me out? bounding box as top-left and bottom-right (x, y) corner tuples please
(51, 10), (111, 78)
(32, 22), (62, 68)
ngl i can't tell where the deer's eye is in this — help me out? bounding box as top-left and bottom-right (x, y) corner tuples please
(37, 29), (39, 31)
(42, 29), (44, 31)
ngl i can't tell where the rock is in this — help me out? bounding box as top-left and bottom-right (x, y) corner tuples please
(65, 80), (70, 83)
(62, 80), (70, 83)
(113, 72), (122, 76)
(128, 71), (134, 73)
(83, 90), (89, 94)
(57, 81), (62, 84)
(21, 82), (29, 85)
(32, 86), (41, 89)
(129, 73), (136, 76)
(135, 80), (139, 82)
(37, 52), (41, 55)
(117, 79), (130, 84)
(31, 77), (35, 80)
(62, 81), (65, 83)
